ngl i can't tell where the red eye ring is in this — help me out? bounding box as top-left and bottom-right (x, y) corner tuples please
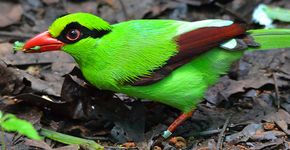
(66, 29), (81, 41)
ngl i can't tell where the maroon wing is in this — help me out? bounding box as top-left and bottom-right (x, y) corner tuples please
(131, 23), (247, 86)
(169, 23), (245, 64)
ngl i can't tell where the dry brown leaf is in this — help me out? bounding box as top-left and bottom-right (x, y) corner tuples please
(54, 145), (79, 150)
(0, 1), (23, 27)
(24, 139), (52, 150)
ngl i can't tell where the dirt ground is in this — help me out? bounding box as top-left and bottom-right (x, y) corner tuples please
(1, 0), (290, 149)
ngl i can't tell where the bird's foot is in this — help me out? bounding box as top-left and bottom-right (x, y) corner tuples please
(151, 111), (193, 149)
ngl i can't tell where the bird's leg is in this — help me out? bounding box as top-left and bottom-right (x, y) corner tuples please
(162, 111), (194, 139)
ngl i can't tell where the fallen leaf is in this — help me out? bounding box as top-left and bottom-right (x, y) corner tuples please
(250, 139), (284, 150)
(275, 120), (290, 135)
(205, 76), (275, 105)
(251, 131), (286, 141)
(263, 109), (290, 125)
(225, 123), (263, 144)
(24, 139), (52, 150)
(0, 1), (23, 27)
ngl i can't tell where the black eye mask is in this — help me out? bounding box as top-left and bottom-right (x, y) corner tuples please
(57, 22), (111, 44)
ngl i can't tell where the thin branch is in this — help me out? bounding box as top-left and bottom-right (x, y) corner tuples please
(272, 72), (280, 109)
(217, 116), (230, 150)
(190, 129), (222, 136)
(214, 2), (249, 24)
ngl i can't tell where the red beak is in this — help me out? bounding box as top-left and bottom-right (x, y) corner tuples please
(23, 31), (64, 53)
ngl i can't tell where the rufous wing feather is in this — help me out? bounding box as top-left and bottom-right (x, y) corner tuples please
(131, 23), (248, 86)
(168, 23), (245, 64)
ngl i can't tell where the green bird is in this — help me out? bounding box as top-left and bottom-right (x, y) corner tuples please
(19, 13), (290, 139)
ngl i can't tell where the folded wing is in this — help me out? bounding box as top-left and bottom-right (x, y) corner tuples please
(131, 22), (249, 86)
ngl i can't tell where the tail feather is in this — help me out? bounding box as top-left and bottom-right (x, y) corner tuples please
(247, 29), (290, 51)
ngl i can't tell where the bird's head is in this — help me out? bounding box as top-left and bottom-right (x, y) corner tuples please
(21, 13), (111, 53)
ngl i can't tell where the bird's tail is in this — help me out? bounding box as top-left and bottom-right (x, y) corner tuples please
(247, 29), (290, 51)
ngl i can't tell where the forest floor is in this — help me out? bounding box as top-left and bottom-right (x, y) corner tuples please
(1, 0), (290, 149)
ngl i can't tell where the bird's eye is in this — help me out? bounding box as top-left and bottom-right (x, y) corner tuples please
(66, 29), (81, 41)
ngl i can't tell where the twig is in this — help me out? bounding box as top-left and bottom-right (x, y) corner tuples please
(216, 116), (230, 150)
(214, 2), (249, 24)
(272, 73), (280, 109)
(118, 0), (129, 20)
(190, 129), (222, 136)
(0, 31), (33, 39)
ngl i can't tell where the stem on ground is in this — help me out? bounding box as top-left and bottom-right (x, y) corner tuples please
(40, 128), (104, 150)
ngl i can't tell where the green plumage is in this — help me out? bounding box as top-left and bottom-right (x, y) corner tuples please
(47, 13), (290, 113)
(63, 20), (179, 90)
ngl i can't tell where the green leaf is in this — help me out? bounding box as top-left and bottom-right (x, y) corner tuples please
(13, 41), (25, 51)
(1, 114), (41, 140)
(252, 4), (290, 28)
(41, 128), (103, 150)
(265, 5), (290, 22)
(0, 111), (3, 119)
(248, 29), (290, 51)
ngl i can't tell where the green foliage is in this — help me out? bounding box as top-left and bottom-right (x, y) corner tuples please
(0, 111), (41, 140)
(264, 5), (290, 22)
(41, 128), (104, 150)
(248, 29), (290, 51)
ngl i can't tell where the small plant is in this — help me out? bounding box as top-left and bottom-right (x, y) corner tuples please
(0, 111), (41, 140)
